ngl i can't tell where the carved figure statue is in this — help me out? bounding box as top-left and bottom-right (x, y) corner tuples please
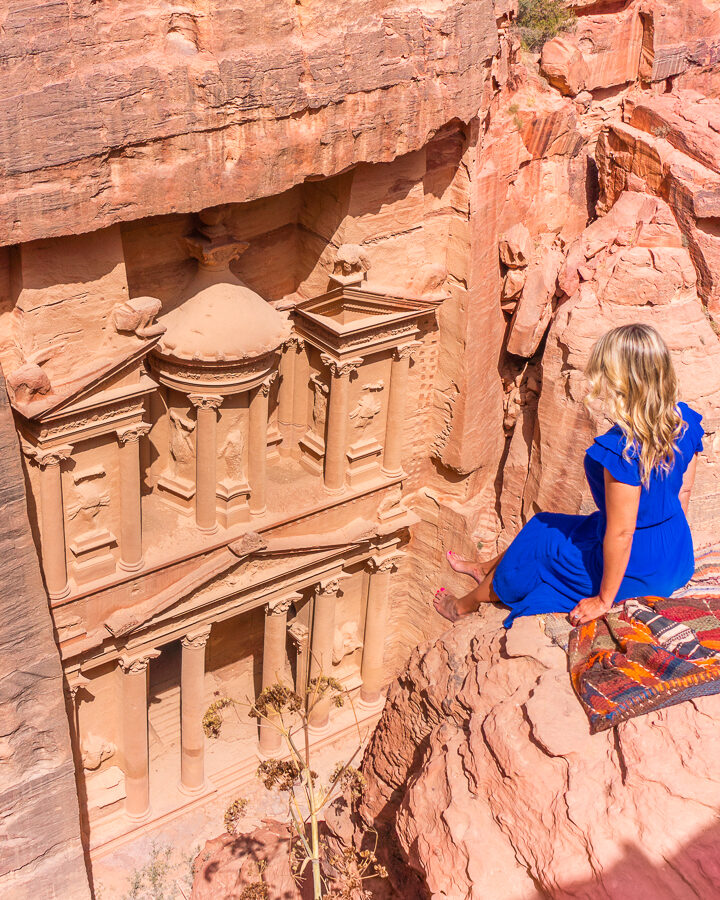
(81, 733), (116, 771)
(349, 393), (381, 434)
(330, 243), (371, 286)
(6, 363), (51, 402)
(169, 410), (196, 478)
(67, 480), (111, 531)
(5, 340), (65, 403)
(112, 296), (165, 338)
(219, 422), (246, 482)
(310, 376), (329, 437)
(332, 620), (363, 665)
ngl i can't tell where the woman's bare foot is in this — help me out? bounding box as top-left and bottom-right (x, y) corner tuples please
(446, 550), (486, 585)
(433, 588), (477, 623)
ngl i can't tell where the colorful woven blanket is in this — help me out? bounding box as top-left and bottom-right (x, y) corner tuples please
(567, 549), (720, 733)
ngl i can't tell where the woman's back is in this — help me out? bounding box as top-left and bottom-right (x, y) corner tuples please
(584, 401), (704, 529)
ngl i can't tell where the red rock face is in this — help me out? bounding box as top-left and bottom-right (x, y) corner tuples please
(330, 609), (720, 899)
(0, 0), (499, 246)
(0, 372), (90, 899)
(191, 823), (302, 899)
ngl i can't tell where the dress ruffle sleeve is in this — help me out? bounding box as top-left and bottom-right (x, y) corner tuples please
(678, 402), (704, 455)
(585, 431), (642, 487)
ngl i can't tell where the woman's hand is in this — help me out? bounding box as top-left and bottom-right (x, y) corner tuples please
(569, 595), (614, 626)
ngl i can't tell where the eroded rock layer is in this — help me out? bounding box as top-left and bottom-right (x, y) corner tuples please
(0, 372), (90, 899)
(332, 608), (720, 899)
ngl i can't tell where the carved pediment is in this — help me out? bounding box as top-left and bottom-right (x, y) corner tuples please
(11, 336), (163, 423)
(294, 285), (436, 356)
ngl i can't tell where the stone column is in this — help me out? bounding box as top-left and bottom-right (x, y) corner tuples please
(248, 375), (274, 516)
(321, 356), (363, 493)
(360, 555), (400, 705)
(189, 394), (223, 532)
(278, 338), (298, 457)
(27, 444), (73, 600)
(119, 650), (159, 820)
(179, 626), (212, 794)
(116, 423), (151, 572)
(291, 338), (309, 457)
(382, 343), (420, 477)
(308, 577), (341, 728)
(259, 594), (298, 754)
(288, 621), (310, 698)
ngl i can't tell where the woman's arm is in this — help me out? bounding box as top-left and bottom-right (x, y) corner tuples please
(570, 470), (641, 625)
(679, 453), (698, 515)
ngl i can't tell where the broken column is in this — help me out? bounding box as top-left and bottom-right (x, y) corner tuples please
(259, 593), (299, 754)
(309, 577), (341, 728)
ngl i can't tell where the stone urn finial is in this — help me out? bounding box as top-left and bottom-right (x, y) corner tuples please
(183, 207), (249, 270)
(330, 243), (371, 286)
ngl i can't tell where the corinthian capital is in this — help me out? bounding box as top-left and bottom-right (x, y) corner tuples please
(368, 553), (402, 574)
(181, 626), (212, 649)
(320, 354), (364, 378)
(189, 394), (224, 411)
(266, 592), (298, 617)
(258, 372), (278, 397)
(116, 422), (151, 444)
(314, 573), (351, 597)
(118, 648), (161, 674)
(394, 341), (422, 361)
(24, 443), (74, 468)
(285, 335), (305, 352)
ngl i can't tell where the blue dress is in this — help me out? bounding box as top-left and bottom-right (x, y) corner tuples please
(493, 402), (704, 628)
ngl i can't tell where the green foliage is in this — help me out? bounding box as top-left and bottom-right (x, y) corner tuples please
(516, 0), (575, 52)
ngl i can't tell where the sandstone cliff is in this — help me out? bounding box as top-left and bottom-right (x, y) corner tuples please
(0, 370), (90, 899)
(329, 606), (720, 899)
(0, 0), (499, 246)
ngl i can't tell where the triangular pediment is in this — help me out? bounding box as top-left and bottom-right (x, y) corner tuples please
(15, 335), (162, 422)
(296, 285), (435, 334)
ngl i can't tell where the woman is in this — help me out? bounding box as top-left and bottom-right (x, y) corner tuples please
(434, 323), (704, 627)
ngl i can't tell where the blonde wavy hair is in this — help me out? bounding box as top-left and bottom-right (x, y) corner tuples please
(585, 323), (685, 487)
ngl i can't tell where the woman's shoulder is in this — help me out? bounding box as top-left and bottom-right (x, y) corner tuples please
(677, 401), (704, 453)
(592, 424), (633, 457)
(677, 401), (702, 428)
(586, 425), (641, 485)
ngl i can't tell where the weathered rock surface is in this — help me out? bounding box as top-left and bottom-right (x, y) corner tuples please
(331, 606), (720, 898)
(0, 371), (90, 900)
(540, 0), (720, 98)
(0, 0), (500, 246)
(191, 821), (303, 899)
(597, 92), (720, 313)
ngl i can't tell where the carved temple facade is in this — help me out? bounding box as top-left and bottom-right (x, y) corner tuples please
(2, 199), (440, 849)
